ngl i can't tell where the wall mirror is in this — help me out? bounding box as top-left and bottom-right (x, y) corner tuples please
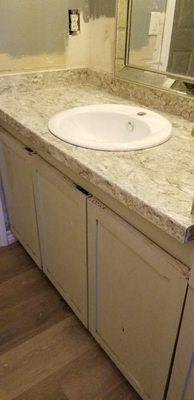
(115, 0), (194, 96)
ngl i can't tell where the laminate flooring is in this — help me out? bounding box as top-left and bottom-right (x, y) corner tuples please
(0, 242), (141, 400)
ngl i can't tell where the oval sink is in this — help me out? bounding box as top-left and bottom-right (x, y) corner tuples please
(48, 104), (172, 151)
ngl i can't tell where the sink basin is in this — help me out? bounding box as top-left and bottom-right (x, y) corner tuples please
(48, 104), (172, 151)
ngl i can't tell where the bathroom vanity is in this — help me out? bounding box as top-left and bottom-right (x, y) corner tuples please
(0, 69), (193, 400)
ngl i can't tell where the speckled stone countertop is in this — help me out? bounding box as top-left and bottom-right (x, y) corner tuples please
(0, 69), (193, 243)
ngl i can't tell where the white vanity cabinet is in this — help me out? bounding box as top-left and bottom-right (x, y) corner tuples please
(88, 198), (188, 400)
(167, 286), (194, 400)
(34, 158), (89, 326)
(0, 134), (41, 266)
(0, 128), (192, 399)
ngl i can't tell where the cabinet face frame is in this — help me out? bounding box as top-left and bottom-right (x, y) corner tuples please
(33, 156), (90, 326)
(0, 133), (41, 267)
(167, 286), (194, 400)
(88, 197), (188, 400)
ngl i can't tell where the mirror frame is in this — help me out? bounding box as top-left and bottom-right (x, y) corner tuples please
(115, 0), (194, 96)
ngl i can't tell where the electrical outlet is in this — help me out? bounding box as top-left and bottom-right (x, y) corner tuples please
(69, 10), (80, 34)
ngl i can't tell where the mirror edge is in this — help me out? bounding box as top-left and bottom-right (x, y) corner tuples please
(115, 0), (194, 98)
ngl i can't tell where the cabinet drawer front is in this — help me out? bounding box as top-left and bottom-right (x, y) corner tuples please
(34, 158), (89, 326)
(88, 198), (187, 400)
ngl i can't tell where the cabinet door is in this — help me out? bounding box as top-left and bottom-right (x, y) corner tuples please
(167, 287), (194, 400)
(88, 198), (188, 400)
(34, 159), (89, 326)
(0, 139), (41, 267)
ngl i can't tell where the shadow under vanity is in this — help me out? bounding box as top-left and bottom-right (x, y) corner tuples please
(0, 68), (193, 400)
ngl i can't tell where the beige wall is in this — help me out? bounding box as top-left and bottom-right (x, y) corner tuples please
(0, 0), (116, 74)
(89, 16), (116, 73)
(89, 0), (116, 73)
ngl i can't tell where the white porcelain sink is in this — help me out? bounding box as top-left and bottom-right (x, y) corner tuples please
(48, 104), (172, 151)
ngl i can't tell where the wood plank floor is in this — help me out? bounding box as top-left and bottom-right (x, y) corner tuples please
(0, 242), (141, 400)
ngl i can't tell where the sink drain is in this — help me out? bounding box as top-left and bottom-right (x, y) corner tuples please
(137, 112), (147, 116)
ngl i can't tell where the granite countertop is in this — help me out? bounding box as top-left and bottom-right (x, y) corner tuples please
(0, 70), (193, 243)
